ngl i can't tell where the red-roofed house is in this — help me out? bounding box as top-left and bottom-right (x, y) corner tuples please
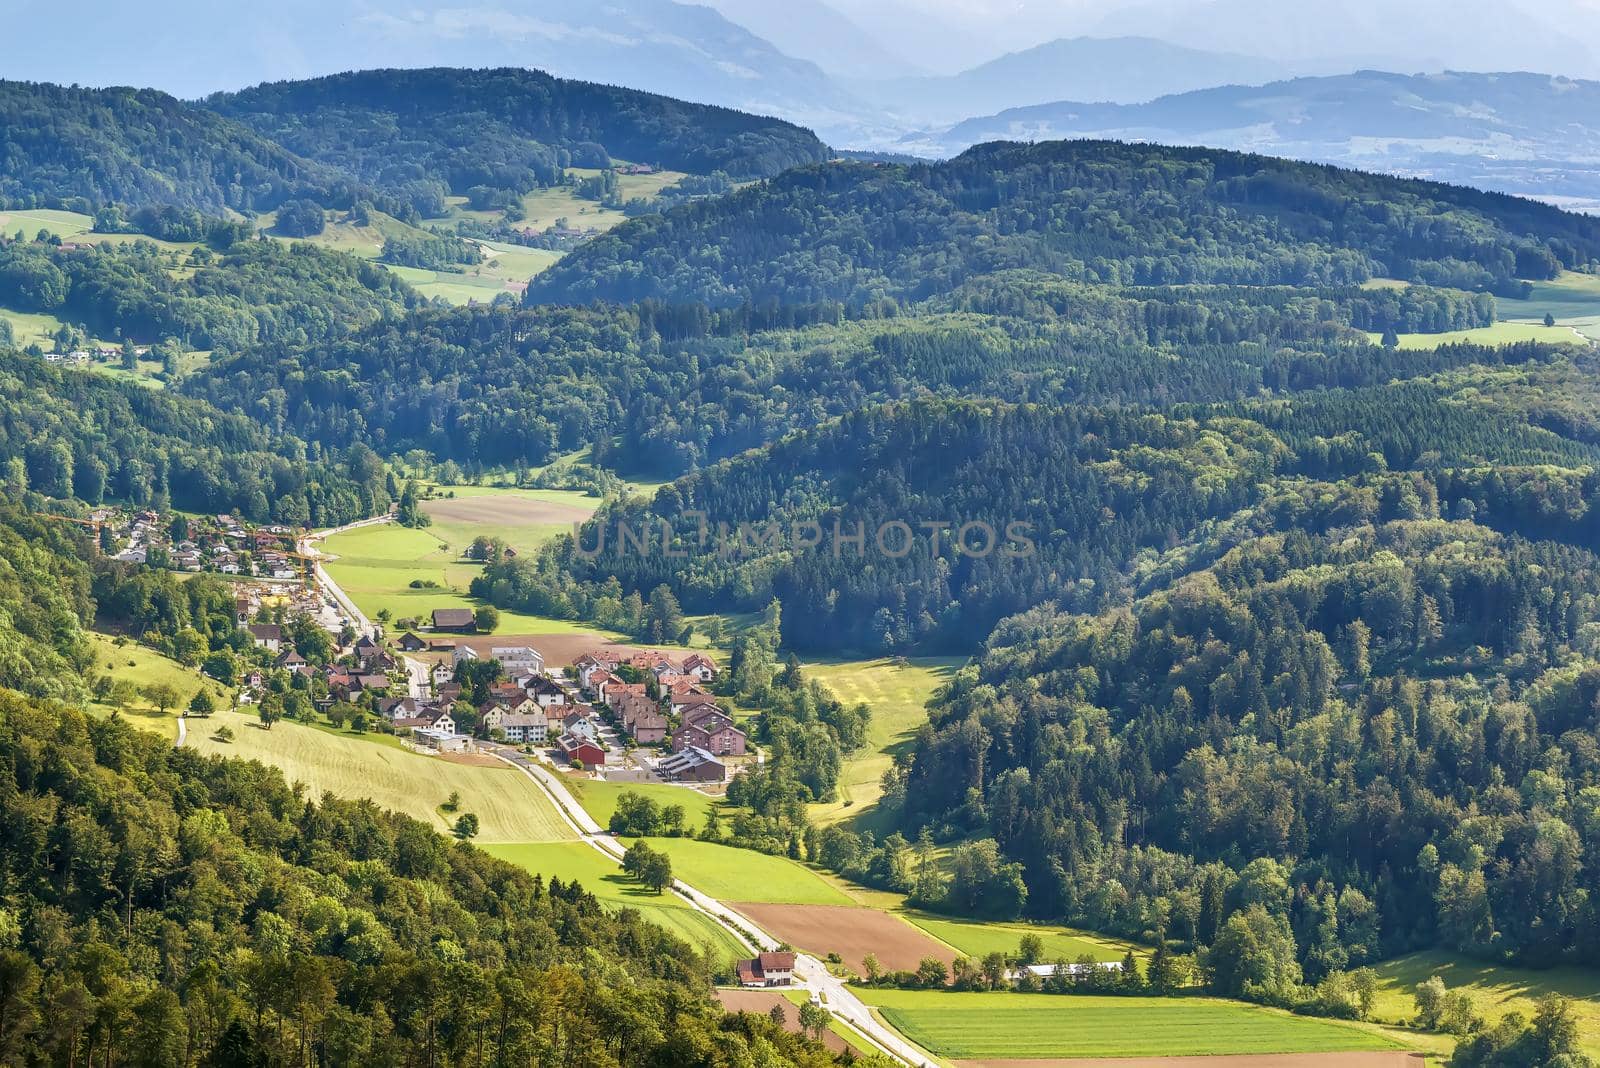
(736, 952), (796, 987)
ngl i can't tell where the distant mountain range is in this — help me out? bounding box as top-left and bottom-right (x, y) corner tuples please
(849, 36), (1295, 126)
(923, 70), (1600, 204)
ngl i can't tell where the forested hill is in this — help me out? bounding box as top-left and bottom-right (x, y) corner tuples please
(0, 80), (347, 214)
(527, 139), (1600, 309)
(1, 69), (827, 216)
(0, 688), (843, 1065)
(207, 68), (830, 200)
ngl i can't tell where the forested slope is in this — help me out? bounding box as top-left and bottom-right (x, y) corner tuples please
(0, 350), (390, 524)
(0, 689), (844, 1065)
(208, 67), (829, 211)
(528, 140), (1600, 308)
(0, 80), (347, 213)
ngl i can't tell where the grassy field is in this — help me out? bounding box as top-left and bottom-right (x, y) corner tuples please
(1366, 321), (1585, 349)
(1498, 270), (1600, 341)
(320, 488), (599, 630)
(482, 841), (748, 960)
(1371, 949), (1600, 1058)
(86, 632), (231, 740)
(569, 778), (721, 832)
(636, 838), (855, 906)
(904, 911), (1143, 965)
(806, 657), (962, 827)
(853, 988), (1409, 1060)
(189, 710), (574, 843)
(0, 208), (93, 239)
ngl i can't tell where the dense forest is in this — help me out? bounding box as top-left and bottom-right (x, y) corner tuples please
(185, 275), (1529, 473)
(529, 141), (1600, 308)
(0, 350), (390, 524)
(0, 69), (826, 220)
(0, 233), (419, 351)
(0, 691), (846, 1066)
(209, 68), (829, 212)
(0, 80), (350, 214)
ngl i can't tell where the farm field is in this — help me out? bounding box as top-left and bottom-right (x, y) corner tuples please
(716, 989), (859, 1055)
(86, 631), (230, 740)
(483, 841), (748, 960)
(853, 988), (1410, 1061)
(1370, 949), (1600, 1058)
(188, 710), (575, 843)
(498, 166), (690, 234)
(320, 488), (599, 630)
(806, 656), (962, 827)
(636, 837), (855, 906)
(731, 902), (953, 973)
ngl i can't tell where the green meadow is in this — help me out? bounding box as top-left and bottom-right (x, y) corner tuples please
(568, 778), (721, 831)
(853, 987), (1410, 1060)
(904, 911), (1142, 964)
(86, 631), (231, 740)
(319, 487), (602, 631)
(805, 656), (962, 827)
(482, 841), (749, 960)
(1366, 320), (1582, 349)
(636, 837), (854, 906)
(1370, 949), (1600, 1058)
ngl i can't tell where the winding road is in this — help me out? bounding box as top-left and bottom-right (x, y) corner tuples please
(304, 517), (935, 1065)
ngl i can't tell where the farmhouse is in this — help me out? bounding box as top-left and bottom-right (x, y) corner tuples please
(735, 951), (796, 988)
(432, 608), (477, 633)
(396, 632), (427, 652)
(432, 661), (455, 688)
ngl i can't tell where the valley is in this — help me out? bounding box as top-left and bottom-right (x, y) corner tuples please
(5, 48), (1600, 1068)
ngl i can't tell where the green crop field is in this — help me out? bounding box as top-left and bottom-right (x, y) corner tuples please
(1371, 949), (1600, 1057)
(854, 988), (1409, 1060)
(483, 841), (748, 960)
(806, 657), (961, 827)
(637, 838), (854, 906)
(86, 632), (231, 740)
(904, 911), (1144, 964)
(188, 710), (574, 843)
(568, 778), (721, 831)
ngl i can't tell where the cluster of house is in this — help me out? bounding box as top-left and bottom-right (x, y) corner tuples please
(42, 343), (147, 365)
(103, 508), (303, 578)
(574, 650), (747, 782)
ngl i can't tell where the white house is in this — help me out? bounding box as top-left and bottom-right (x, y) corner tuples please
(492, 646), (544, 675)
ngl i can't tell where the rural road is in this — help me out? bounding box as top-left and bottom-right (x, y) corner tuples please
(487, 745), (936, 1067)
(175, 714), (186, 747)
(298, 515), (390, 640)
